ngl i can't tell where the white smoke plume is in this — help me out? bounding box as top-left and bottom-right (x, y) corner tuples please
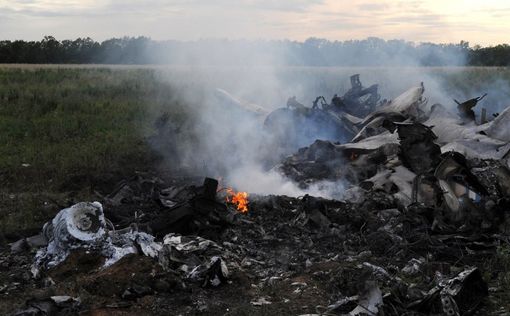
(145, 40), (500, 199)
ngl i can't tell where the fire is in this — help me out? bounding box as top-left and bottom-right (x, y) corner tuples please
(225, 188), (249, 213)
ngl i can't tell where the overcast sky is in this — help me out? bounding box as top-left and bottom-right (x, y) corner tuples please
(1, 0), (509, 45)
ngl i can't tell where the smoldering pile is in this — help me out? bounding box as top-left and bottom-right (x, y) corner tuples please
(3, 75), (510, 315)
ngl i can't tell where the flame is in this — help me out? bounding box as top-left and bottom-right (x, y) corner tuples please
(226, 188), (249, 213)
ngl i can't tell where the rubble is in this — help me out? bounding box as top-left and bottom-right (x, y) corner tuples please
(32, 202), (107, 276)
(393, 122), (442, 174)
(13, 295), (81, 316)
(2, 76), (510, 315)
(455, 93), (487, 124)
(485, 105), (510, 142)
(264, 74), (384, 150)
(349, 281), (383, 315)
(439, 267), (488, 315)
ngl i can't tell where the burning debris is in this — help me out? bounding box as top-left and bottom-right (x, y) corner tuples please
(225, 188), (249, 213)
(2, 75), (510, 315)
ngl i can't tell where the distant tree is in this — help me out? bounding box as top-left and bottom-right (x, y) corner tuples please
(41, 36), (61, 63)
(0, 36), (508, 66)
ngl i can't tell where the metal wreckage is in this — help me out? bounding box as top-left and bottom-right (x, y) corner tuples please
(3, 75), (510, 315)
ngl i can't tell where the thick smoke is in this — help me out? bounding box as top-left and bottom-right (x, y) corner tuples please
(148, 39), (504, 199)
(152, 62), (331, 197)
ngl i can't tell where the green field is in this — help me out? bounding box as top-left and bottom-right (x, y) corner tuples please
(1, 65), (510, 236)
(0, 66), (191, 236)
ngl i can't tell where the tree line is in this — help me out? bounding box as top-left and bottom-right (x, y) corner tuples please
(0, 36), (508, 66)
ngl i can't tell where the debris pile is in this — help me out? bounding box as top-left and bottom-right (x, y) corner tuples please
(2, 76), (510, 315)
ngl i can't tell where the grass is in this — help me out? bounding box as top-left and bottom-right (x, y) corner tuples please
(0, 67), (184, 189)
(0, 67), (190, 236)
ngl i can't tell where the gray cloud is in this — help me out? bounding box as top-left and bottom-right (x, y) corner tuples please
(383, 13), (446, 27)
(101, 0), (324, 15)
(0, 0), (508, 45)
(0, 6), (91, 17)
(357, 3), (388, 11)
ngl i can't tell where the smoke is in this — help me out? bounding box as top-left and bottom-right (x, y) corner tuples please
(145, 38), (506, 199)
(436, 71), (510, 117)
(151, 65), (325, 197)
(146, 45), (351, 198)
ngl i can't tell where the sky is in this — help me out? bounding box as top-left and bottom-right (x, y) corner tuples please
(0, 0), (509, 46)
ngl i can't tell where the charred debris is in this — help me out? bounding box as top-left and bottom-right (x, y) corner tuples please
(3, 74), (510, 315)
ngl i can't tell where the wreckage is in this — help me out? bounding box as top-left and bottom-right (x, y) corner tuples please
(3, 76), (510, 315)
(263, 74), (382, 149)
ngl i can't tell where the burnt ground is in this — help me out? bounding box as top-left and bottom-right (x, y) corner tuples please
(1, 173), (509, 315)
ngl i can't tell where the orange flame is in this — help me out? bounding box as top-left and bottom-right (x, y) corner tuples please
(226, 188), (249, 213)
